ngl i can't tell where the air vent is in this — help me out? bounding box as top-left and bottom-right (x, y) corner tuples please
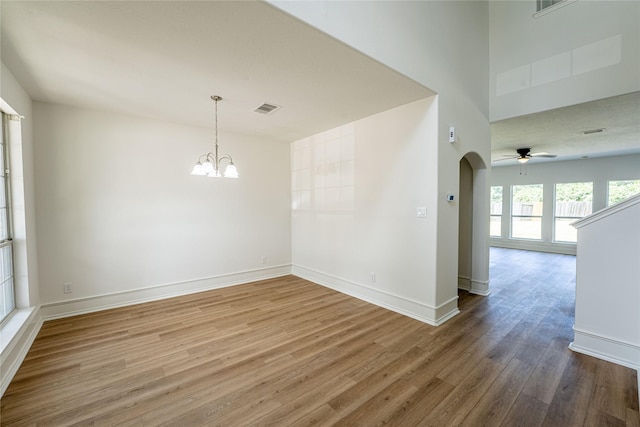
(582, 128), (605, 135)
(254, 102), (281, 115)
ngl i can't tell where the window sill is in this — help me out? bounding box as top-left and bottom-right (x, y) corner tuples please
(0, 306), (38, 355)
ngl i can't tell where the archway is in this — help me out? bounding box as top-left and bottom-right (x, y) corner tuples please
(458, 152), (490, 296)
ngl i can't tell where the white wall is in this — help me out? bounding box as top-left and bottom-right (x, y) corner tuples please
(490, 0), (640, 121)
(571, 195), (640, 369)
(273, 0), (492, 316)
(270, 1), (489, 117)
(33, 103), (291, 316)
(292, 98), (451, 324)
(491, 154), (640, 254)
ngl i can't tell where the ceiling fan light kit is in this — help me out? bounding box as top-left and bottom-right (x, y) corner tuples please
(495, 147), (558, 164)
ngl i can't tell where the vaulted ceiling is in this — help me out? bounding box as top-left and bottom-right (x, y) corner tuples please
(2, 1), (637, 162)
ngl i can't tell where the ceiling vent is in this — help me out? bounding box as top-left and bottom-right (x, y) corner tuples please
(254, 102), (281, 115)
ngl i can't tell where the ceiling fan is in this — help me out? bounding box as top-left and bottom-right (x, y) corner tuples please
(496, 148), (557, 164)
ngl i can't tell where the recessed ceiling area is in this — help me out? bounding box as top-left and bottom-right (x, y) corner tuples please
(0, 1), (434, 142)
(491, 91), (640, 166)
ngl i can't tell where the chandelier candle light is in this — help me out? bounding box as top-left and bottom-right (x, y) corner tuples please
(191, 95), (239, 178)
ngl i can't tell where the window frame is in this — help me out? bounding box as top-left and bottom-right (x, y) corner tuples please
(607, 179), (640, 207)
(510, 184), (544, 241)
(490, 185), (503, 238)
(0, 112), (15, 326)
(552, 181), (593, 244)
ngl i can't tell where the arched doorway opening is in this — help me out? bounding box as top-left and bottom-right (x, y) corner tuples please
(458, 152), (490, 296)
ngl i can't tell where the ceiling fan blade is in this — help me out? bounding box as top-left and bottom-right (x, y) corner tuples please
(493, 156), (518, 162)
(530, 153), (557, 158)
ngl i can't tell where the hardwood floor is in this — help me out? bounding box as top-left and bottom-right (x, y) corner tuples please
(1, 248), (638, 426)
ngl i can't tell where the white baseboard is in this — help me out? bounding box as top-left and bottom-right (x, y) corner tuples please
(40, 265), (292, 320)
(490, 239), (576, 256)
(470, 279), (491, 296)
(458, 276), (471, 291)
(293, 265), (458, 326)
(570, 326), (640, 370)
(1, 306), (43, 397)
(458, 276), (490, 296)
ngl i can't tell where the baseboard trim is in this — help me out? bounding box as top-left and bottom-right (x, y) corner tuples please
(470, 279), (491, 296)
(1, 306), (43, 397)
(292, 265), (458, 326)
(458, 276), (471, 291)
(570, 326), (640, 370)
(458, 276), (490, 296)
(490, 240), (576, 256)
(40, 265), (292, 320)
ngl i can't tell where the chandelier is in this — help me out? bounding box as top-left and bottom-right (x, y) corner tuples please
(191, 95), (239, 178)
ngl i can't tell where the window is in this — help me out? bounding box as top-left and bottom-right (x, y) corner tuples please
(490, 186), (503, 237)
(554, 182), (593, 243)
(511, 184), (543, 240)
(608, 180), (640, 206)
(0, 113), (15, 324)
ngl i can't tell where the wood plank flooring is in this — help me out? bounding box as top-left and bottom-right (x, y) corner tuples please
(1, 248), (638, 426)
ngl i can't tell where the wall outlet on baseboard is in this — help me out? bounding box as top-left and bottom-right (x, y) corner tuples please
(261, 256), (267, 265)
(63, 282), (72, 294)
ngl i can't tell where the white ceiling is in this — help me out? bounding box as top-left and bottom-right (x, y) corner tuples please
(491, 91), (640, 166)
(0, 1), (434, 143)
(2, 1), (638, 161)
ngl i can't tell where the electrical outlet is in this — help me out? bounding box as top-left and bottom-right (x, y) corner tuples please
(63, 282), (72, 294)
(370, 273), (376, 283)
(261, 256), (267, 265)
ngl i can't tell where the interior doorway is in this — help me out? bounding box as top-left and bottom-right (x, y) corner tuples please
(457, 152), (490, 296)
